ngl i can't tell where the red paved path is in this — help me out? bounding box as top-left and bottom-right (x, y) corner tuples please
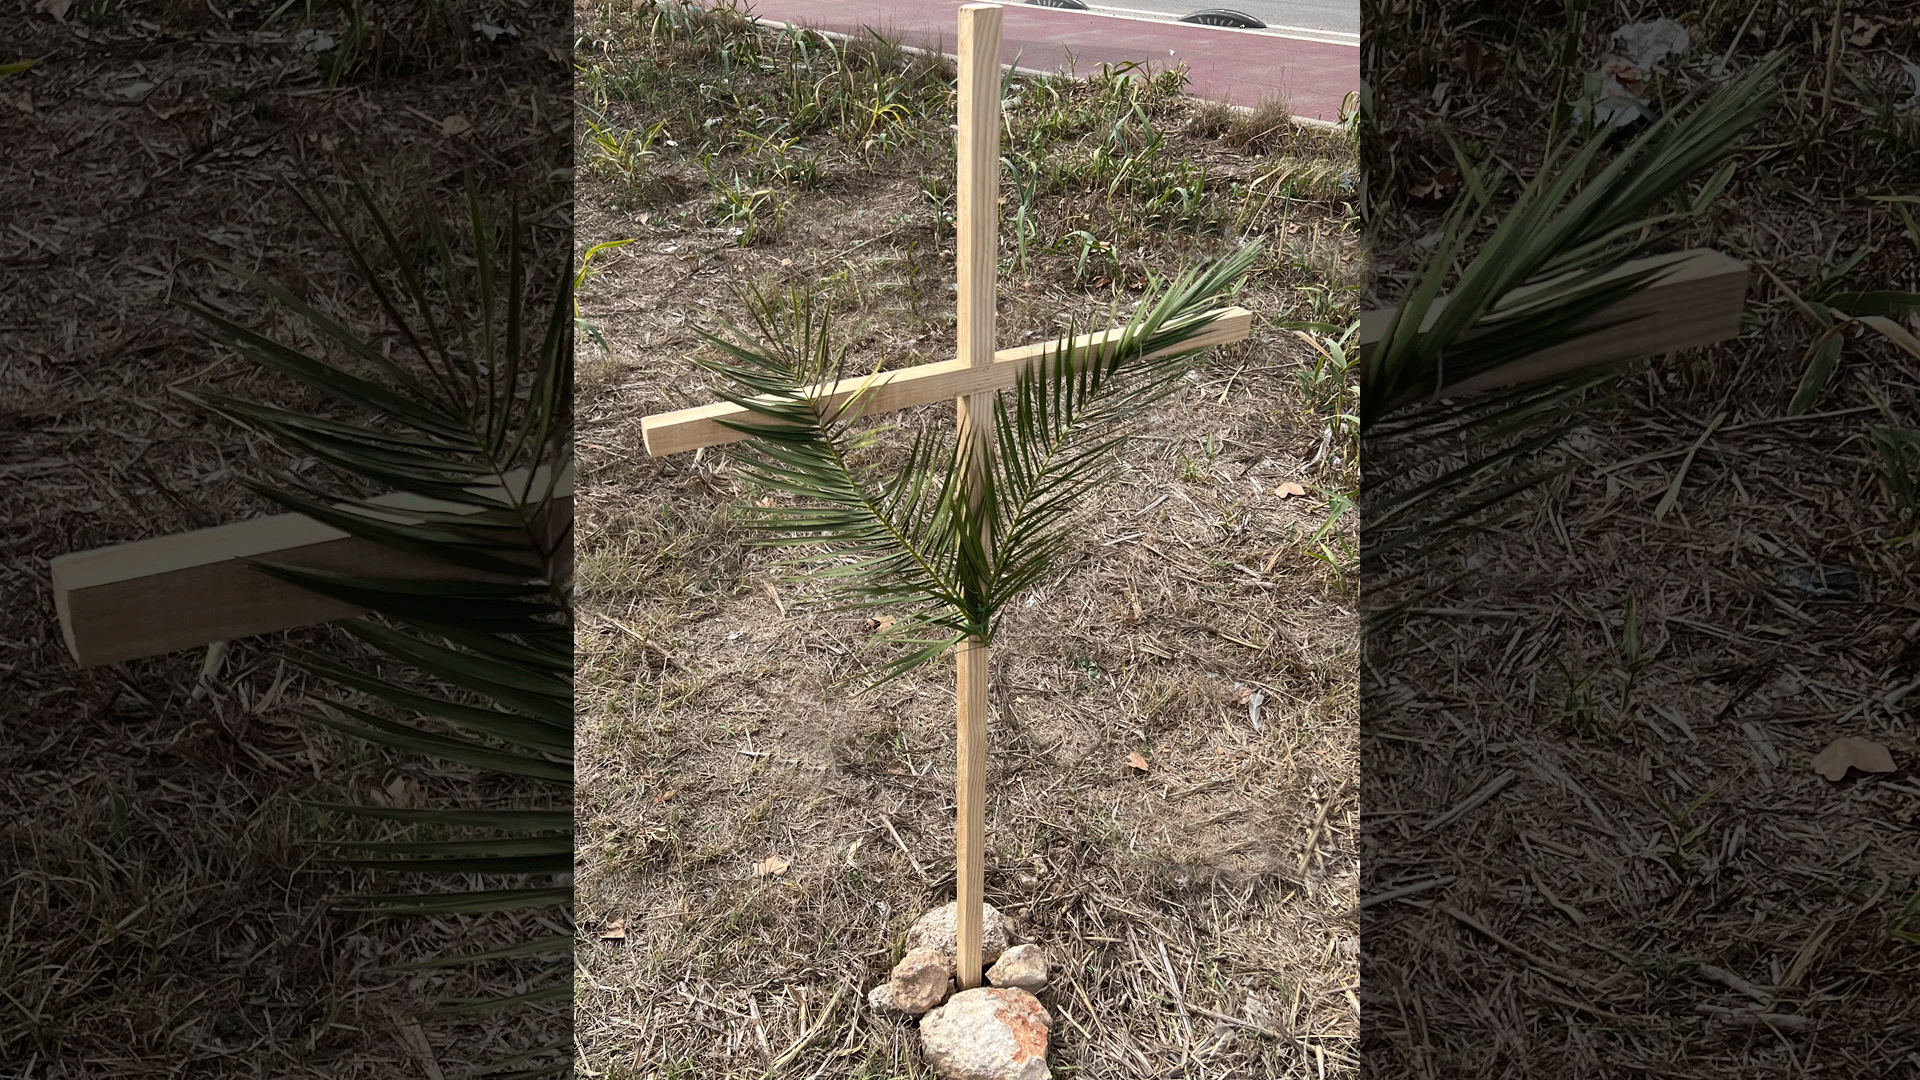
(730, 0), (1358, 121)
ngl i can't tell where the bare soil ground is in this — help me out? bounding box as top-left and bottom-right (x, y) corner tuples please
(0, 1), (569, 1075)
(572, 1), (1361, 1076)
(1362, 2), (1920, 1075)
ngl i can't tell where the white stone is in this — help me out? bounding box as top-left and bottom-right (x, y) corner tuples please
(919, 987), (1052, 1080)
(868, 981), (901, 1013)
(906, 902), (1012, 978)
(985, 944), (1048, 991)
(889, 946), (953, 1014)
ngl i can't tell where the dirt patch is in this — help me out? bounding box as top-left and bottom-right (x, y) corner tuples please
(1362, 1), (1920, 1074)
(573, 1), (1361, 1076)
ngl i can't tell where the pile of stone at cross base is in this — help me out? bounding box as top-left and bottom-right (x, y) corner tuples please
(868, 902), (1054, 1080)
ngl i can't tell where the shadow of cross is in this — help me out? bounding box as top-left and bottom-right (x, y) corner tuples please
(638, 4), (1255, 992)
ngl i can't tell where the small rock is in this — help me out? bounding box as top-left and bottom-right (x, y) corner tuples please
(868, 981), (902, 1014)
(920, 987), (1052, 1080)
(889, 946), (953, 1014)
(1611, 18), (1689, 70)
(906, 902), (1011, 974)
(1778, 563), (1858, 601)
(986, 944), (1048, 991)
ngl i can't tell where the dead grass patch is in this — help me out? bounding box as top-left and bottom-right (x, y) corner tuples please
(1362, 0), (1920, 1074)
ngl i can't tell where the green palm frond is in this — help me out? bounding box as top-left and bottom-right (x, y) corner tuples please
(1362, 54), (1784, 572)
(1367, 53), (1783, 424)
(985, 246), (1264, 610)
(695, 244), (1259, 684)
(181, 181), (570, 1078)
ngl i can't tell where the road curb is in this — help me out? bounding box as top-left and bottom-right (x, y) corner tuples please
(745, 16), (1351, 130)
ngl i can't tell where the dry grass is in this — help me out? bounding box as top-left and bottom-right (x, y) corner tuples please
(573, 1), (1361, 1076)
(1224, 95), (1297, 153)
(0, 1), (569, 1074)
(1362, 1), (1920, 1075)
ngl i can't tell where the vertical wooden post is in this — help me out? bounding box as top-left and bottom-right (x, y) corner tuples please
(953, 2), (1001, 992)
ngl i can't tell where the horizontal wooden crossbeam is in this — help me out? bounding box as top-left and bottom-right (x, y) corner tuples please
(1358, 248), (1747, 399)
(641, 306), (1254, 457)
(51, 468), (570, 667)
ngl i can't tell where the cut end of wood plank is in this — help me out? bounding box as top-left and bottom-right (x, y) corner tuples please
(51, 469), (570, 666)
(54, 542), (374, 667)
(1359, 249), (1749, 400)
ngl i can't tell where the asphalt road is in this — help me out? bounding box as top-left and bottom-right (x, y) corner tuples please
(743, 0), (1358, 117)
(1078, 0), (1357, 38)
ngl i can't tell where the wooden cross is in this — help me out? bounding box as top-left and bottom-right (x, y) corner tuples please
(50, 467), (572, 667)
(640, 4), (1253, 989)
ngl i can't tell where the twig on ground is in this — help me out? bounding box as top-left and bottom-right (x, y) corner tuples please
(761, 983), (847, 1078)
(1181, 1001), (1298, 1045)
(1437, 904), (1597, 992)
(1693, 1003), (1814, 1032)
(1419, 770), (1514, 833)
(748, 994), (773, 1069)
(1359, 874), (1455, 909)
(1156, 937), (1195, 1046)
(874, 812), (928, 879)
(1693, 963), (1772, 1004)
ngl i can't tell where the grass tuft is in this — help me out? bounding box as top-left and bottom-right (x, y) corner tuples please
(1225, 94), (1296, 153)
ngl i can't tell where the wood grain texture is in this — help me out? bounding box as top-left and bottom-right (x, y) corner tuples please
(1359, 249), (1748, 400)
(954, 636), (990, 991)
(640, 307), (1253, 457)
(52, 468), (570, 666)
(956, 3), (1001, 384)
(952, 2), (1000, 995)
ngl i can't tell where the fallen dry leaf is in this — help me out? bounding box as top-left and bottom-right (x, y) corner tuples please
(1812, 737), (1896, 781)
(1278, 482), (1308, 499)
(753, 854), (791, 877)
(1847, 17), (1882, 48)
(651, 788), (675, 805)
(377, 775), (420, 808)
(600, 918), (626, 941)
(1126, 751), (1150, 773)
(1407, 165), (1459, 201)
(440, 114), (472, 136)
(1459, 36), (1486, 82)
